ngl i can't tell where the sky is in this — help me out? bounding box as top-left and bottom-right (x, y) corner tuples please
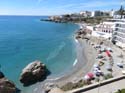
(0, 0), (124, 15)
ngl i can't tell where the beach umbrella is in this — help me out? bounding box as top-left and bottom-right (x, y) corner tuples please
(106, 64), (112, 71)
(100, 41), (103, 45)
(93, 64), (99, 68)
(95, 72), (101, 77)
(84, 75), (90, 80)
(84, 73), (94, 80)
(97, 54), (104, 59)
(87, 73), (94, 79)
(107, 47), (113, 52)
(93, 67), (103, 76)
(95, 45), (101, 49)
(105, 50), (111, 57)
(93, 68), (99, 75)
(94, 67), (100, 71)
(100, 48), (104, 52)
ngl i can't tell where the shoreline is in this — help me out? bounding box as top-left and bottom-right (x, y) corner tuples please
(49, 23), (96, 86)
(52, 38), (96, 86)
(44, 23), (81, 79)
(34, 23), (96, 93)
(18, 20), (125, 93)
(24, 23), (96, 93)
(35, 38), (97, 93)
(24, 23), (82, 93)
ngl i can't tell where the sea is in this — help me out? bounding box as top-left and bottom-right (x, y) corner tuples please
(0, 16), (79, 93)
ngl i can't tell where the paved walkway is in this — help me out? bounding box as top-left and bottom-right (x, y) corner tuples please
(82, 79), (125, 93)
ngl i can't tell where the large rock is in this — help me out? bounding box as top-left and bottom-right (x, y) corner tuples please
(20, 60), (48, 86)
(0, 71), (5, 79)
(0, 72), (17, 93)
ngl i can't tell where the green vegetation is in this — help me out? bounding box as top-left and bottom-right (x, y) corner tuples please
(42, 15), (112, 24)
(117, 5), (125, 19)
(103, 73), (113, 80)
(115, 89), (125, 93)
(61, 80), (89, 91)
(64, 16), (112, 24)
(95, 77), (100, 82)
(81, 16), (113, 24)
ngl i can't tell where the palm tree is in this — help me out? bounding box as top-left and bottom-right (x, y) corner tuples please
(118, 5), (125, 19)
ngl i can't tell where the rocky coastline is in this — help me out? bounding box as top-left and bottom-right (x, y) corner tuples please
(0, 71), (20, 93)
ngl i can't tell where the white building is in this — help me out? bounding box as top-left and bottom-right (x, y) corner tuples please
(80, 11), (91, 17)
(91, 11), (110, 17)
(109, 10), (115, 17)
(91, 11), (103, 17)
(92, 18), (125, 48)
(113, 12), (125, 19)
(112, 19), (125, 48)
(92, 19), (118, 38)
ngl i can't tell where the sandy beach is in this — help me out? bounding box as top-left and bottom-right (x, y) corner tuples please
(32, 37), (97, 93)
(26, 28), (125, 93)
(31, 22), (125, 93)
(46, 28), (125, 93)
(52, 38), (97, 86)
(28, 23), (97, 93)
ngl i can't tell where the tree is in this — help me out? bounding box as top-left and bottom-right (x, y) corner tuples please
(118, 5), (125, 19)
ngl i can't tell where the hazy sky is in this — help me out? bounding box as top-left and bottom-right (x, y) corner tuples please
(0, 0), (124, 15)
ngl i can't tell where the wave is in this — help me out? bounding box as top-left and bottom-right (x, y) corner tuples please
(47, 59), (78, 81)
(73, 59), (78, 66)
(75, 38), (78, 43)
(47, 77), (62, 81)
(47, 42), (66, 61)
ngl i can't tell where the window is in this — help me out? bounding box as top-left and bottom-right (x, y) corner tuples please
(116, 24), (119, 27)
(115, 28), (118, 31)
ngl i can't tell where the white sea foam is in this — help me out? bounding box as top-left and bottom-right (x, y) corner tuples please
(33, 88), (38, 92)
(75, 39), (78, 43)
(73, 59), (78, 66)
(47, 77), (62, 81)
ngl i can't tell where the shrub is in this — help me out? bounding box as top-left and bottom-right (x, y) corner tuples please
(103, 73), (113, 80)
(115, 89), (125, 93)
(61, 80), (87, 91)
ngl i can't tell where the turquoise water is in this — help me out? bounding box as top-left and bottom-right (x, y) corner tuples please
(0, 16), (79, 92)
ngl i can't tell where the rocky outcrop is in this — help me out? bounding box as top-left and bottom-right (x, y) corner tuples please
(43, 83), (64, 93)
(44, 83), (58, 93)
(0, 71), (4, 78)
(0, 71), (18, 93)
(20, 60), (49, 86)
(48, 87), (64, 93)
